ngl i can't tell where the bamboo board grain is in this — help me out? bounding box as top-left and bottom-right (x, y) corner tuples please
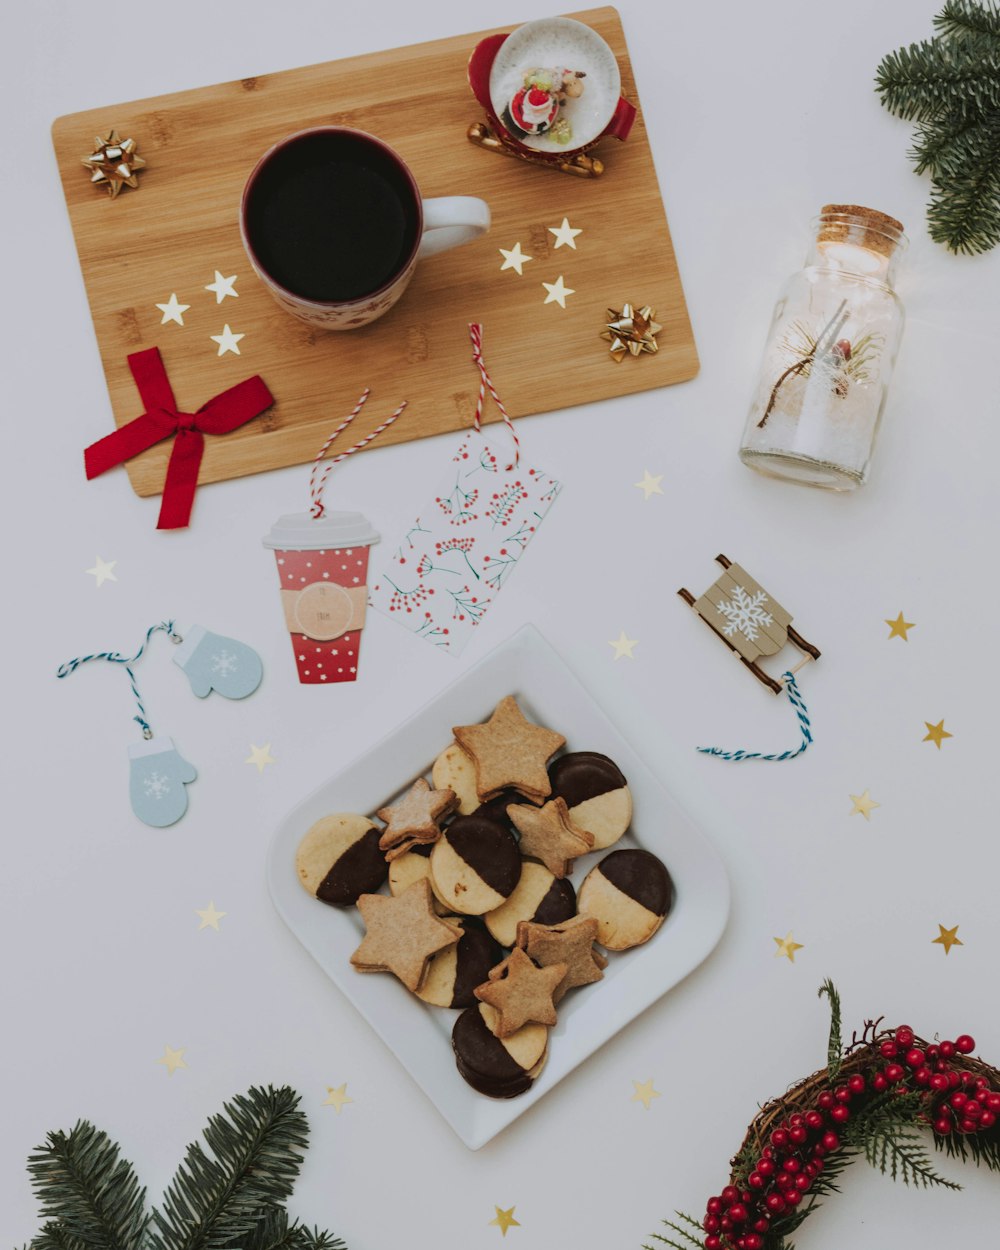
(52, 7), (698, 499)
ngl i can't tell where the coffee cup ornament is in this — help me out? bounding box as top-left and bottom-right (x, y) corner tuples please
(467, 17), (635, 177)
(241, 127), (490, 329)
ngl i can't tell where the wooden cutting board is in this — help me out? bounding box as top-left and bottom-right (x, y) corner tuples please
(52, 6), (697, 499)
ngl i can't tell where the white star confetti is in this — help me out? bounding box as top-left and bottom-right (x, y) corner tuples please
(86, 556), (117, 587)
(210, 325), (244, 356)
(205, 271), (238, 303)
(542, 276), (575, 308)
(634, 471), (664, 500)
(549, 217), (582, 249)
(155, 293), (190, 326)
(499, 242), (532, 275)
(608, 631), (638, 660)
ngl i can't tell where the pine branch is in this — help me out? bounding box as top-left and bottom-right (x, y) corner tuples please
(936, 1120), (1000, 1170)
(644, 1212), (706, 1250)
(219, 1210), (346, 1250)
(27, 1122), (147, 1250)
(848, 1093), (961, 1190)
(875, 38), (1000, 122)
(909, 110), (998, 176)
(927, 125), (1000, 252)
(29, 1226), (89, 1250)
(935, 0), (1000, 43)
(149, 1086), (309, 1250)
(818, 980), (843, 1082)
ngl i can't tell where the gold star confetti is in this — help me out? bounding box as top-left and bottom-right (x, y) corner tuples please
(933, 923), (963, 954)
(634, 470), (664, 499)
(923, 720), (953, 749)
(205, 270), (239, 302)
(499, 242), (532, 275)
(886, 612), (915, 640)
(210, 325), (244, 356)
(195, 901), (226, 931)
(631, 1078), (661, 1110)
(245, 743), (275, 773)
(549, 217), (582, 249)
(542, 276), (575, 308)
(773, 932), (803, 962)
(156, 293), (190, 326)
(322, 1084), (353, 1113)
(850, 790), (880, 821)
(489, 1207), (521, 1237)
(601, 304), (662, 361)
(157, 1044), (187, 1075)
(86, 555), (117, 587)
(608, 631), (638, 660)
(81, 130), (145, 198)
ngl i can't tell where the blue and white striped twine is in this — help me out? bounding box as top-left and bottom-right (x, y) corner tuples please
(697, 670), (813, 762)
(56, 620), (180, 738)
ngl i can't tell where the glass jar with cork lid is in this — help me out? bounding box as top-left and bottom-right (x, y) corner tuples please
(738, 205), (906, 491)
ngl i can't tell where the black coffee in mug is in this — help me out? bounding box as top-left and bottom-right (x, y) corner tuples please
(243, 130), (420, 303)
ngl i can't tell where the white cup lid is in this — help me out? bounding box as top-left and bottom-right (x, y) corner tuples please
(263, 511), (380, 551)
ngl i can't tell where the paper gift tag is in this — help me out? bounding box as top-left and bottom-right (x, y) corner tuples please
(369, 432), (561, 653)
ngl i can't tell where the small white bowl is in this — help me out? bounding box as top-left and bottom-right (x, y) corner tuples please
(489, 16), (621, 154)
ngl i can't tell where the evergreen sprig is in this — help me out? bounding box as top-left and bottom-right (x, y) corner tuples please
(18, 1087), (343, 1250)
(875, 1), (1000, 253)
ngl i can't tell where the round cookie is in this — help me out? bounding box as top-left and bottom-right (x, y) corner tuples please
(472, 788), (521, 831)
(432, 742), (479, 815)
(431, 815), (522, 916)
(577, 848), (672, 950)
(296, 813), (387, 907)
(417, 920), (504, 1008)
(549, 751), (633, 850)
(452, 1003), (548, 1098)
(388, 843), (449, 915)
(484, 860), (577, 947)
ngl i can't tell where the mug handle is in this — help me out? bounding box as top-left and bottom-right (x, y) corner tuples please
(418, 197), (491, 258)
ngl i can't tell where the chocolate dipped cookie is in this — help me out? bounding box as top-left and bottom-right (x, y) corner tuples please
(296, 813), (387, 907)
(430, 814), (522, 915)
(452, 1002), (548, 1098)
(417, 919), (504, 1008)
(577, 848), (673, 950)
(484, 860), (576, 947)
(549, 751), (632, 850)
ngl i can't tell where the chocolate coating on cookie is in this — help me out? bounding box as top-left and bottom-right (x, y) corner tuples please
(452, 1005), (546, 1097)
(578, 848), (672, 951)
(296, 814), (387, 908)
(485, 860), (576, 947)
(599, 848), (671, 916)
(419, 921), (504, 1008)
(549, 752), (632, 850)
(431, 815), (522, 915)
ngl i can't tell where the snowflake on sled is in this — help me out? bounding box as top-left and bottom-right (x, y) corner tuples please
(716, 584), (773, 643)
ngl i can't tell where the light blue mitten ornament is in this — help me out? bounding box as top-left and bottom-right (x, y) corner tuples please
(172, 624), (263, 700)
(128, 737), (197, 828)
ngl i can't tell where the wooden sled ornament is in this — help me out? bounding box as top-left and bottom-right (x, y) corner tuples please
(678, 555), (820, 695)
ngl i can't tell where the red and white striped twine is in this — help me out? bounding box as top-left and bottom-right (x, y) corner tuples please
(309, 390), (407, 519)
(469, 322), (520, 470)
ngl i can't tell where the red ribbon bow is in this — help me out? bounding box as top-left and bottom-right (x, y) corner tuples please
(84, 347), (274, 530)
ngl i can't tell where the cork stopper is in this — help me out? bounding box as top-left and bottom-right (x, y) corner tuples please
(818, 205), (905, 258)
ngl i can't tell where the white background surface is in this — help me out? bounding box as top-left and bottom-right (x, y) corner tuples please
(3, 1), (999, 1246)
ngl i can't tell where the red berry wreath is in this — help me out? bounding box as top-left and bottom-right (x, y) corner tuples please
(651, 982), (1000, 1250)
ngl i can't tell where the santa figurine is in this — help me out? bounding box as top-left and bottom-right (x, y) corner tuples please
(503, 67), (586, 142)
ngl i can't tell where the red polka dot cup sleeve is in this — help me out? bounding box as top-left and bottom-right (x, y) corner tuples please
(262, 511), (378, 685)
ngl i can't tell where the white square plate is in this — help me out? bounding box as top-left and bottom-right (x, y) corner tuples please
(267, 624), (730, 1148)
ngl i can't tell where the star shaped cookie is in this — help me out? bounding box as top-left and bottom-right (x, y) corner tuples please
(453, 696), (565, 802)
(351, 880), (462, 991)
(507, 798), (594, 877)
(516, 915), (608, 999)
(474, 948), (567, 1037)
(377, 777), (457, 853)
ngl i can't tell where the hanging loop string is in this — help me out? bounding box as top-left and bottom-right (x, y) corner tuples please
(309, 391), (407, 519)
(469, 323), (520, 470)
(56, 620), (181, 738)
(696, 671), (813, 762)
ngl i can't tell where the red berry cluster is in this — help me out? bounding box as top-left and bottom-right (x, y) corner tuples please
(701, 1029), (994, 1250)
